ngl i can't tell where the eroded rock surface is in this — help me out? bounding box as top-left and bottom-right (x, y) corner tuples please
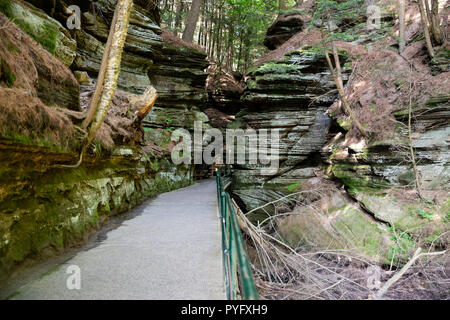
(0, 0), (204, 283)
(231, 48), (349, 217)
(264, 11), (305, 51)
(0, 144), (193, 282)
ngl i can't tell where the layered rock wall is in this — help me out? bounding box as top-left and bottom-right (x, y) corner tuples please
(0, 0), (204, 282)
(0, 143), (192, 282)
(231, 49), (349, 216)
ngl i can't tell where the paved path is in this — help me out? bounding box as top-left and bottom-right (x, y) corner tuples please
(7, 179), (225, 300)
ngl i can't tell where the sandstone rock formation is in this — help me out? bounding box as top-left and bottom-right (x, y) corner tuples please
(231, 48), (349, 217)
(263, 11), (305, 51)
(0, 0), (205, 282)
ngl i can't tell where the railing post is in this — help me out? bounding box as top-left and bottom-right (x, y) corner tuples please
(216, 166), (258, 300)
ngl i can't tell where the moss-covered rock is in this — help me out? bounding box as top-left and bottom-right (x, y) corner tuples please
(355, 190), (449, 237)
(231, 49), (351, 214)
(0, 144), (193, 283)
(0, 10), (80, 111)
(0, 0), (76, 67)
(277, 191), (397, 264)
(263, 10), (304, 50)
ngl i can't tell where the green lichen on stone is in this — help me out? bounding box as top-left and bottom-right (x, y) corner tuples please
(253, 62), (302, 76)
(0, 0), (12, 17)
(0, 2), (58, 55)
(277, 192), (395, 264)
(0, 0), (76, 66)
(332, 163), (376, 188)
(0, 58), (16, 88)
(0, 146), (194, 282)
(354, 190), (448, 239)
(2, 131), (68, 154)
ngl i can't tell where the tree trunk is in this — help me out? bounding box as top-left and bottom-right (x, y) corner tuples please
(399, 0), (406, 53)
(64, 0), (133, 168)
(418, 0), (435, 57)
(325, 48), (369, 138)
(424, 0), (433, 27)
(237, 30), (243, 72)
(182, 0), (203, 42)
(174, 0), (184, 36)
(279, 0), (287, 11)
(430, 0), (442, 44)
(85, 0), (133, 148)
(226, 22), (234, 71)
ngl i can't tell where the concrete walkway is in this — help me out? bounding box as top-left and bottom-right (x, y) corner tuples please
(7, 179), (225, 300)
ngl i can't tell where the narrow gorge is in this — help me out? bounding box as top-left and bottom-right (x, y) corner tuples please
(0, 0), (448, 300)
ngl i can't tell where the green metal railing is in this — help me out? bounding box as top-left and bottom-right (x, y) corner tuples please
(216, 167), (258, 300)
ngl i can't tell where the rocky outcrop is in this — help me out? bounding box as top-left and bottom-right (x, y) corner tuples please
(230, 9), (449, 263)
(324, 93), (450, 237)
(277, 181), (397, 264)
(206, 65), (245, 115)
(327, 94), (450, 192)
(231, 48), (349, 218)
(0, 143), (193, 282)
(263, 11), (305, 50)
(72, 0), (163, 93)
(72, 28), (155, 94)
(1, 0), (77, 67)
(143, 30), (210, 130)
(69, 1), (210, 130)
(0, 0), (205, 282)
(3, 0), (211, 129)
(0, 7), (80, 111)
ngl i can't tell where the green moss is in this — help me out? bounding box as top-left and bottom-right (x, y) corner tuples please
(0, 0), (12, 18)
(332, 164), (373, 188)
(348, 187), (359, 196)
(285, 183), (300, 192)
(0, 1), (58, 56)
(337, 117), (351, 131)
(2, 131), (67, 154)
(247, 79), (257, 90)
(251, 62), (301, 76)
(387, 228), (416, 265)
(0, 58), (16, 88)
(15, 19), (58, 55)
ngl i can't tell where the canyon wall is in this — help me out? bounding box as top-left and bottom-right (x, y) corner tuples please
(0, 0), (208, 281)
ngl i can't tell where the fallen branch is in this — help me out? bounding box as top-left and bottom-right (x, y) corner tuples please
(375, 248), (446, 299)
(324, 50), (369, 138)
(129, 86), (158, 145)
